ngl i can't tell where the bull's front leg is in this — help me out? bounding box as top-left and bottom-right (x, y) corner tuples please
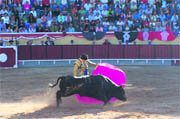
(56, 90), (62, 108)
(103, 96), (110, 106)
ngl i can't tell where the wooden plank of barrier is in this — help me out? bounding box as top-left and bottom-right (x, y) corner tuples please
(46, 46), (61, 59)
(109, 45), (124, 58)
(124, 45), (139, 58)
(172, 45), (180, 58)
(139, 45), (154, 59)
(18, 46), (31, 60)
(77, 45), (93, 59)
(31, 46), (46, 59)
(62, 45), (78, 59)
(155, 45), (171, 59)
(93, 45), (108, 58)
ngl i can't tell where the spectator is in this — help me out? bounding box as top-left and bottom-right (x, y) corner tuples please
(9, 40), (14, 46)
(13, 26), (19, 33)
(18, 19), (25, 29)
(40, 40), (45, 45)
(44, 24), (51, 32)
(28, 13), (36, 23)
(101, 7), (108, 18)
(57, 12), (65, 23)
(1, 13), (9, 28)
(107, 7), (114, 22)
(155, 23), (163, 31)
(0, 40), (5, 46)
(96, 25), (103, 32)
(0, 7), (8, 16)
(67, 24), (75, 32)
(65, 13), (72, 24)
(53, 7), (60, 16)
(24, 1), (31, 12)
(173, 23), (179, 36)
(61, 0), (68, 8)
(59, 24), (65, 32)
(36, 24), (44, 32)
(30, 7), (37, 18)
(43, 0), (50, 8)
(29, 24), (36, 32)
(22, 0), (30, 5)
(72, 7), (78, 16)
(27, 40), (34, 45)
(94, 13), (102, 21)
(15, 40), (19, 46)
(103, 38), (111, 45)
(45, 37), (54, 45)
(7, 26), (13, 33)
(51, 23), (59, 32)
(19, 27), (28, 33)
(108, 23), (117, 31)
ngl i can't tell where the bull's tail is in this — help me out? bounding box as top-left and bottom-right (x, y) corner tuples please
(49, 77), (62, 88)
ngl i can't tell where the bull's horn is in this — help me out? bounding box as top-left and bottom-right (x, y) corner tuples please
(121, 84), (133, 87)
(49, 83), (54, 87)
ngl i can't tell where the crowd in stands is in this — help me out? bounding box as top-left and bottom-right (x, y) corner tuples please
(0, 0), (179, 36)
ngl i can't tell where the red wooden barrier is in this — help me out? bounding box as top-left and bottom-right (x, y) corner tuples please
(31, 46), (46, 59)
(47, 46), (61, 59)
(18, 46), (31, 60)
(139, 45), (154, 58)
(77, 45), (93, 59)
(172, 45), (180, 58)
(124, 45), (139, 58)
(93, 45), (108, 58)
(109, 45), (124, 58)
(155, 45), (171, 58)
(62, 45), (78, 59)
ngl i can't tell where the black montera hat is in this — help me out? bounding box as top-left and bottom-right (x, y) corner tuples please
(81, 53), (88, 60)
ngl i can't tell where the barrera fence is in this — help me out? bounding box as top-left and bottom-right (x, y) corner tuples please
(18, 45), (180, 60)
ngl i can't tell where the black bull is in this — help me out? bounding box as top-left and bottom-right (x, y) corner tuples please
(49, 75), (127, 107)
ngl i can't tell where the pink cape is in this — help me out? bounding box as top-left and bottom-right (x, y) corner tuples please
(75, 63), (126, 104)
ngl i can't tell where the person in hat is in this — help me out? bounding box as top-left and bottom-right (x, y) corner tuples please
(73, 53), (97, 77)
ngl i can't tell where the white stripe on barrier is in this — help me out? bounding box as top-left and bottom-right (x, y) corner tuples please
(18, 59), (180, 66)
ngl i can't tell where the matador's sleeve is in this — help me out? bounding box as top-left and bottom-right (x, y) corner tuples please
(87, 60), (97, 66)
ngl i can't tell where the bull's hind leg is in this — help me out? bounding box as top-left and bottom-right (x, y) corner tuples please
(56, 90), (62, 108)
(102, 95), (110, 106)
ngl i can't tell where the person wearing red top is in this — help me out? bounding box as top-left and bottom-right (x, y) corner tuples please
(141, 0), (147, 4)
(43, 0), (50, 8)
(14, 0), (21, 5)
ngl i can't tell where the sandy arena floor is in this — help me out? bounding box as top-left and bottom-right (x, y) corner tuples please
(0, 66), (180, 119)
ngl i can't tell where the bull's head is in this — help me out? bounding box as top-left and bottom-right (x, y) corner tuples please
(116, 86), (127, 101)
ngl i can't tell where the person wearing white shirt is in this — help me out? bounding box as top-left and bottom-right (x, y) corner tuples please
(0, 8), (8, 15)
(116, 18), (124, 26)
(88, 12), (94, 21)
(102, 20), (110, 27)
(30, 8), (37, 18)
(108, 23), (117, 32)
(84, 3), (92, 11)
(131, 0), (137, 3)
(1, 13), (9, 25)
(101, 7), (108, 17)
(94, 13), (102, 21)
(148, 0), (155, 6)
(100, 0), (108, 4)
(171, 13), (179, 23)
(61, 0), (67, 5)
(28, 24), (36, 33)
(93, 7), (101, 16)
(97, 2), (104, 11)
